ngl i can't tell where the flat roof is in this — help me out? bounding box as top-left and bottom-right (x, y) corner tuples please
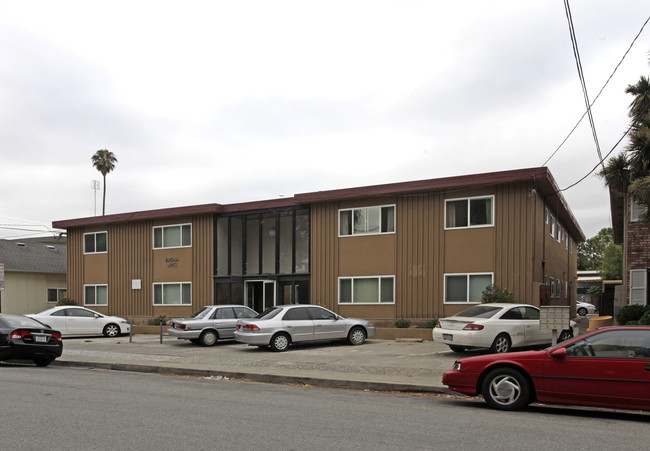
(53, 166), (585, 241)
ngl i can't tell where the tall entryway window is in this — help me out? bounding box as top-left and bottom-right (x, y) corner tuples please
(214, 206), (310, 310)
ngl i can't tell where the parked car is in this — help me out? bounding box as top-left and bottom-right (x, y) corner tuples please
(442, 326), (650, 411)
(576, 301), (597, 316)
(234, 304), (376, 352)
(28, 306), (130, 337)
(168, 305), (258, 346)
(433, 303), (575, 353)
(0, 313), (63, 366)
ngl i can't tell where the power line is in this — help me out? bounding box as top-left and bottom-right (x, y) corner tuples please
(562, 0), (604, 170)
(542, 14), (650, 167)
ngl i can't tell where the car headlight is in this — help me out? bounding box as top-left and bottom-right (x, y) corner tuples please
(452, 361), (462, 371)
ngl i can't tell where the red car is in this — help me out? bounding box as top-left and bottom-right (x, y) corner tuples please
(442, 326), (650, 411)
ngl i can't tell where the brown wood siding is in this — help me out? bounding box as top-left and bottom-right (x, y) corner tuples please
(64, 214), (213, 320)
(311, 202), (338, 309)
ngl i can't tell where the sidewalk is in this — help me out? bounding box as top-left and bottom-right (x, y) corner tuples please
(54, 335), (457, 393)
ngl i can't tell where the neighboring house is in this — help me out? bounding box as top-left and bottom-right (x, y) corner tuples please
(52, 167), (584, 324)
(0, 238), (67, 314)
(609, 187), (650, 309)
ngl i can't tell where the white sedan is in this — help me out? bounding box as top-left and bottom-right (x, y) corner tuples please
(28, 306), (130, 337)
(433, 303), (575, 353)
(576, 301), (597, 316)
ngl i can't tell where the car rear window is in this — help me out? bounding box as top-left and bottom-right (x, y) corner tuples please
(1, 314), (48, 329)
(190, 307), (212, 319)
(256, 307), (282, 320)
(453, 305), (502, 319)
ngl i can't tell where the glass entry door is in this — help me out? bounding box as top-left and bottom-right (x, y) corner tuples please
(245, 280), (276, 313)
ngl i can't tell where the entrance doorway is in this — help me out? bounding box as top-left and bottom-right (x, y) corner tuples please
(245, 281), (275, 313)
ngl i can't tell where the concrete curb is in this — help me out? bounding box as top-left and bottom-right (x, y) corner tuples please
(52, 359), (452, 395)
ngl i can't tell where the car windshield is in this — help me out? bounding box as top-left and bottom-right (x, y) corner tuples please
(256, 307), (282, 320)
(190, 307), (212, 319)
(1, 314), (49, 329)
(452, 305), (502, 319)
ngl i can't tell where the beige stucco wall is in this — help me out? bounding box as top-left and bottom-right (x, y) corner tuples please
(0, 271), (66, 314)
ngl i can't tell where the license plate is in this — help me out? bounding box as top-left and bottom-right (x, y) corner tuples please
(34, 335), (47, 343)
(442, 334), (453, 341)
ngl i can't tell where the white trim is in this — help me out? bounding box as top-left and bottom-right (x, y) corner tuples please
(631, 201), (648, 223)
(338, 275), (395, 304)
(338, 204), (396, 237)
(46, 287), (66, 303)
(443, 272), (494, 304)
(83, 231), (108, 254)
(84, 284), (108, 306)
(444, 195), (495, 230)
(153, 223), (192, 249)
(153, 281), (192, 305)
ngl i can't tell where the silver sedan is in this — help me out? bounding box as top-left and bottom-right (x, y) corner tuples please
(234, 304), (376, 352)
(168, 305), (257, 346)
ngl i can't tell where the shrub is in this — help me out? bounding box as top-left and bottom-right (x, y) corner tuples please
(639, 311), (650, 325)
(616, 304), (647, 325)
(480, 284), (514, 304)
(394, 318), (411, 328)
(148, 315), (167, 326)
(57, 298), (77, 306)
(421, 319), (437, 329)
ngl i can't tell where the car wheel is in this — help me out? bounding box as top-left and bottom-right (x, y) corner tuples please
(558, 329), (573, 342)
(34, 358), (53, 367)
(449, 345), (466, 352)
(347, 327), (366, 345)
(103, 323), (121, 337)
(199, 330), (218, 347)
(490, 333), (511, 353)
(270, 333), (291, 352)
(482, 368), (531, 411)
(577, 307), (587, 316)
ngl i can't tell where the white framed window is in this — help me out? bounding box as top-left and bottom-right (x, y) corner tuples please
(445, 196), (494, 229)
(47, 288), (66, 303)
(549, 277), (555, 297)
(630, 269), (647, 306)
(545, 208), (549, 224)
(153, 224), (192, 249)
(339, 205), (395, 236)
(549, 215), (555, 237)
(631, 201), (648, 223)
(338, 276), (394, 304)
(557, 224), (562, 243)
(444, 273), (493, 303)
(84, 284), (108, 306)
(84, 231), (107, 254)
(153, 282), (192, 305)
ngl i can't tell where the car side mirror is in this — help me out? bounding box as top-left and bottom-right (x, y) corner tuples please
(550, 347), (567, 359)
(94, 314), (100, 318)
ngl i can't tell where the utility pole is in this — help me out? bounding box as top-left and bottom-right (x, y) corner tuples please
(91, 180), (100, 216)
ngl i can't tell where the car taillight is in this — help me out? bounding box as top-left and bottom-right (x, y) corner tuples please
(243, 324), (260, 331)
(51, 332), (62, 341)
(435, 321), (441, 328)
(176, 323), (186, 330)
(463, 324), (484, 331)
(9, 330), (30, 339)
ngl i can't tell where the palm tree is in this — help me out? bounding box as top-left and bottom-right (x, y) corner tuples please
(91, 149), (118, 215)
(598, 153), (630, 193)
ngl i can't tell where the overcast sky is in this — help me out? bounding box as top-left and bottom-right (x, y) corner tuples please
(1, 0), (649, 241)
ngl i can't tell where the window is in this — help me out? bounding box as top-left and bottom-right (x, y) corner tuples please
(557, 224), (562, 243)
(84, 285), (108, 306)
(444, 273), (493, 303)
(84, 231), (107, 254)
(445, 196), (493, 229)
(566, 329), (650, 359)
(630, 269), (647, 306)
(339, 205), (395, 236)
(631, 201), (648, 222)
(549, 215), (555, 237)
(153, 282), (191, 305)
(47, 288), (66, 303)
(153, 224), (192, 249)
(339, 276), (394, 304)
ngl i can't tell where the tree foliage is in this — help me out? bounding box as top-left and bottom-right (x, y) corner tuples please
(599, 64), (650, 218)
(91, 149), (118, 216)
(600, 242), (622, 280)
(577, 227), (613, 271)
